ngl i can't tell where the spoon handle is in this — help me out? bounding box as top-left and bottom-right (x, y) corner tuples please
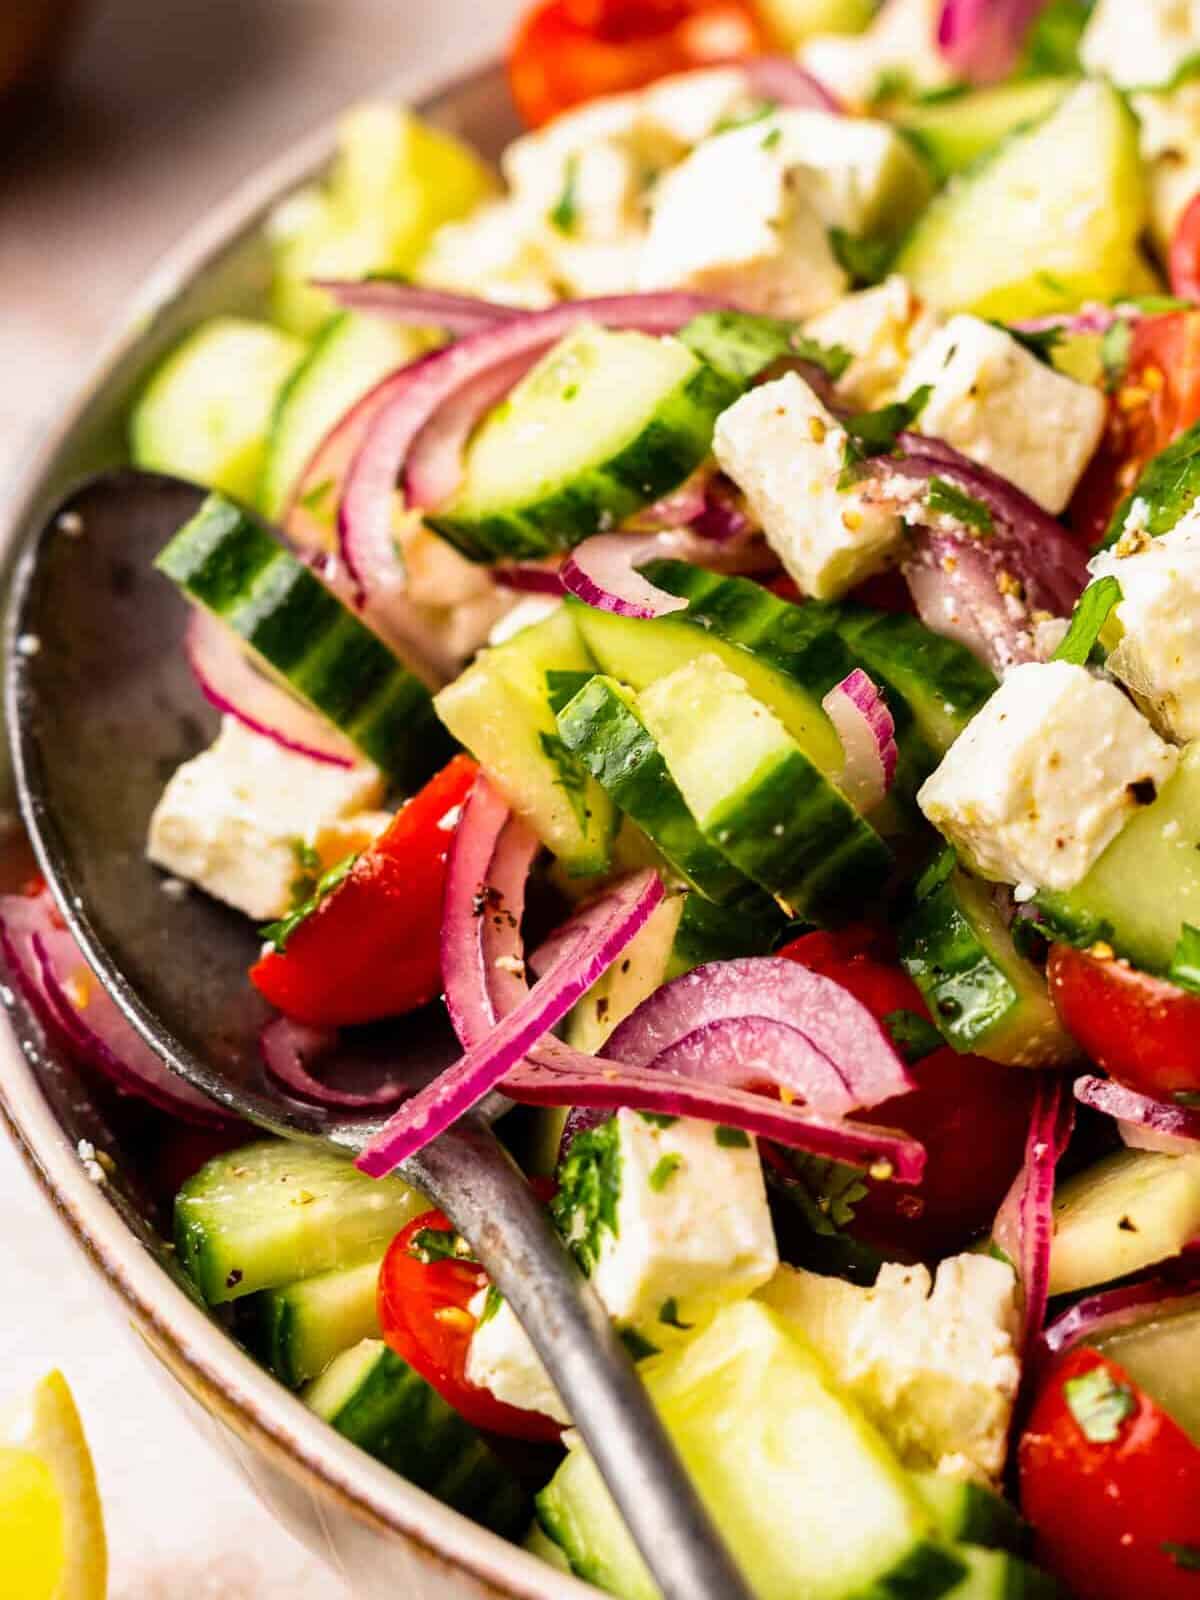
(404, 1117), (754, 1600)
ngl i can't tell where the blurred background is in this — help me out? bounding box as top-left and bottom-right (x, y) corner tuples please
(0, 4), (522, 1595)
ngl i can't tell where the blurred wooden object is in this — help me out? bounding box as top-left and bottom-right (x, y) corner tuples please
(0, 2), (85, 102)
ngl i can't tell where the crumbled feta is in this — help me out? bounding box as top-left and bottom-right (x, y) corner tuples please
(147, 717), (385, 920)
(487, 595), (563, 648)
(1081, 0), (1200, 90)
(758, 1254), (1021, 1485)
(713, 371), (903, 599)
(639, 66), (759, 152)
(1130, 81), (1200, 250)
(902, 316), (1107, 515)
(918, 661), (1178, 892)
(806, 276), (941, 409)
(802, 0), (955, 110)
(769, 109), (935, 238)
(416, 200), (557, 308)
(466, 1292), (571, 1426)
(1089, 509), (1200, 742)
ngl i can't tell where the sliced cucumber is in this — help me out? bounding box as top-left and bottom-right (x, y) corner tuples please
(913, 1473), (1027, 1556)
(525, 1520), (575, 1573)
(536, 1301), (964, 1600)
(304, 1340), (528, 1535)
(947, 1547), (1062, 1600)
(1048, 1150), (1200, 1298)
(175, 1140), (427, 1306)
(1037, 743), (1200, 974)
(895, 79), (1071, 180)
(434, 606), (616, 875)
(895, 81), (1145, 319)
(155, 494), (451, 789)
(639, 654), (891, 920)
(131, 317), (307, 503)
(754, 0), (873, 48)
(428, 325), (736, 561)
(242, 1252), (383, 1388)
(1091, 1298), (1200, 1449)
(259, 313), (434, 520)
(899, 859), (1078, 1068)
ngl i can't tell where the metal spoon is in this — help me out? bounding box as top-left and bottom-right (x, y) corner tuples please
(5, 469), (754, 1600)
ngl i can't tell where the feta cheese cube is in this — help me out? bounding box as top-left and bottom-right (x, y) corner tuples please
(802, 0), (955, 110)
(147, 717), (385, 920)
(771, 110), (935, 239)
(902, 316), (1107, 515)
(638, 121), (848, 317)
(918, 661), (1178, 892)
(638, 66), (759, 152)
(1081, 0), (1200, 91)
(805, 275), (942, 408)
(503, 94), (647, 225)
(417, 200), (556, 309)
(1089, 510), (1200, 743)
(1130, 82), (1200, 251)
(759, 1254), (1021, 1484)
(466, 1292), (571, 1426)
(713, 371), (904, 599)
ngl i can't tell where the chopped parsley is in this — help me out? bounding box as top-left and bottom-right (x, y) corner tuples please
(867, 67), (915, 108)
(784, 1154), (868, 1234)
(260, 850), (359, 953)
(926, 476), (994, 535)
(883, 1009), (944, 1065)
(477, 1284), (503, 1325)
(839, 386), (932, 488)
(761, 125), (782, 151)
(1063, 1366), (1136, 1443)
(678, 309), (851, 387)
(712, 97), (777, 134)
(986, 1241), (1015, 1270)
(620, 1327), (661, 1361)
(408, 1226), (477, 1266)
(1000, 322), (1063, 367)
(553, 1116), (622, 1277)
(715, 1126), (750, 1149)
(658, 1296), (693, 1330)
(296, 476), (337, 524)
(1053, 576), (1122, 666)
(639, 1112), (679, 1129)
(538, 731), (590, 829)
(829, 228), (897, 288)
(1170, 924), (1200, 996)
(1016, 0), (1093, 77)
(1100, 317), (1134, 392)
(1163, 1542), (1200, 1571)
(649, 1153), (683, 1192)
(548, 155), (581, 234)
(1102, 418), (1200, 548)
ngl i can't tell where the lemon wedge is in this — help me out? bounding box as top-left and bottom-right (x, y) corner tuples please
(0, 1371), (107, 1598)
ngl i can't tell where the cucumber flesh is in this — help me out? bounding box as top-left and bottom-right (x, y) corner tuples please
(1092, 1299), (1200, 1449)
(1037, 743), (1200, 974)
(131, 317), (306, 503)
(946, 1547), (1063, 1600)
(434, 606), (616, 876)
(896, 79), (1071, 180)
(912, 1472), (1027, 1556)
(428, 325), (736, 561)
(175, 1140), (428, 1306)
(242, 1253), (384, 1388)
(639, 654), (891, 920)
(155, 494), (452, 790)
(536, 1300), (964, 1600)
(896, 81), (1145, 319)
(305, 1340), (528, 1535)
(1048, 1150), (1200, 1298)
(900, 861), (1078, 1068)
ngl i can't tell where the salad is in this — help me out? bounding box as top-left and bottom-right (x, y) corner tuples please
(11, 0), (1200, 1595)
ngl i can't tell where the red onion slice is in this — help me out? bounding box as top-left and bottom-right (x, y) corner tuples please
(636, 1015), (858, 1115)
(492, 563), (566, 595)
(1011, 305), (1121, 338)
(311, 279), (530, 332)
(1075, 1074), (1200, 1153)
(743, 55), (843, 112)
(1041, 1269), (1200, 1363)
(561, 533), (691, 620)
(623, 467), (713, 535)
(993, 1074), (1074, 1351)
(822, 669), (897, 814)
(937, 0), (1048, 83)
(439, 775), (514, 1051)
(356, 867), (664, 1176)
(185, 612), (358, 767)
(260, 1016), (412, 1109)
(285, 370), (404, 561)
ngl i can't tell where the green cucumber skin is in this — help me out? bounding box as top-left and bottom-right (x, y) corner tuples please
(912, 1473), (1028, 1557)
(155, 494), (453, 788)
(668, 891), (789, 976)
(314, 1346), (529, 1535)
(899, 876), (1020, 1053)
(556, 676), (750, 904)
(428, 361), (736, 562)
(242, 1254), (384, 1389)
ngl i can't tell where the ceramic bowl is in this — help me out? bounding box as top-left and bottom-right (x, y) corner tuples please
(0, 58), (597, 1600)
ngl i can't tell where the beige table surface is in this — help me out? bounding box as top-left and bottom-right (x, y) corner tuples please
(0, 2), (521, 1594)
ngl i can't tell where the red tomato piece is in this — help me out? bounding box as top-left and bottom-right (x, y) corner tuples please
(1020, 1345), (1200, 1600)
(378, 1207), (564, 1442)
(1047, 942), (1200, 1101)
(250, 754), (477, 1029)
(778, 926), (1037, 1259)
(507, 0), (765, 128)
(1071, 311), (1200, 547)
(1170, 192), (1200, 304)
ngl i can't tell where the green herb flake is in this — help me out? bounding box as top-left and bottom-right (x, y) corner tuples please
(291, 838), (321, 874)
(715, 1126), (750, 1149)
(620, 1327), (661, 1361)
(712, 97), (777, 135)
(830, 228), (898, 288)
(478, 1283), (503, 1325)
(999, 322), (1063, 368)
(883, 1009), (944, 1065)
(1063, 1366), (1136, 1444)
(538, 731), (590, 829)
(840, 386), (932, 488)
(761, 125), (782, 151)
(1163, 1542), (1200, 1571)
(926, 477), (994, 535)
(649, 1153), (683, 1193)
(297, 477), (337, 523)
(867, 67), (915, 108)
(408, 1226), (477, 1266)
(986, 1241), (1015, 1270)
(678, 309), (851, 387)
(1170, 924), (1200, 995)
(1101, 317), (1134, 392)
(548, 155), (580, 235)
(1053, 576), (1122, 666)
(658, 1296), (693, 1330)
(783, 1153), (869, 1234)
(553, 1116), (622, 1277)
(1017, 0), (1092, 76)
(260, 850), (359, 953)
(638, 1112), (679, 1128)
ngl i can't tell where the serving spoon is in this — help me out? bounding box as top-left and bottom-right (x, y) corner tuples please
(5, 468), (755, 1600)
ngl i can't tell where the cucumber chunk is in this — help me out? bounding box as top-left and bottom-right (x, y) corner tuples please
(428, 326), (736, 561)
(947, 1547), (1063, 1600)
(1037, 743), (1200, 974)
(155, 494), (451, 789)
(536, 1301), (964, 1600)
(639, 654), (891, 919)
(131, 317), (307, 503)
(260, 312), (434, 520)
(1092, 1299), (1200, 1449)
(1048, 1150), (1200, 1298)
(242, 1252), (384, 1388)
(895, 81), (1145, 319)
(895, 79), (1071, 180)
(913, 1473), (1027, 1556)
(175, 1140), (427, 1306)
(434, 606), (616, 875)
(900, 859), (1078, 1067)
(305, 1340), (528, 1535)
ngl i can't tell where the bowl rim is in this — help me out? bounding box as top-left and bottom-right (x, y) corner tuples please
(0, 50), (599, 1600)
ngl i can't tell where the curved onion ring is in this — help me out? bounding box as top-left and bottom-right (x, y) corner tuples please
(822, 669), (898, 814)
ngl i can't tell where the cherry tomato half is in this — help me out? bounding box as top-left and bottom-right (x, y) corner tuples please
(1020, 1345), (1200, 1600)
(507, 0), (765, 128)
(778, 927), (1037, 1260)
(378, 1208), (564, 1443)
(1170, 192), (1200, 304)
(1047, 942), (1200, 1101)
